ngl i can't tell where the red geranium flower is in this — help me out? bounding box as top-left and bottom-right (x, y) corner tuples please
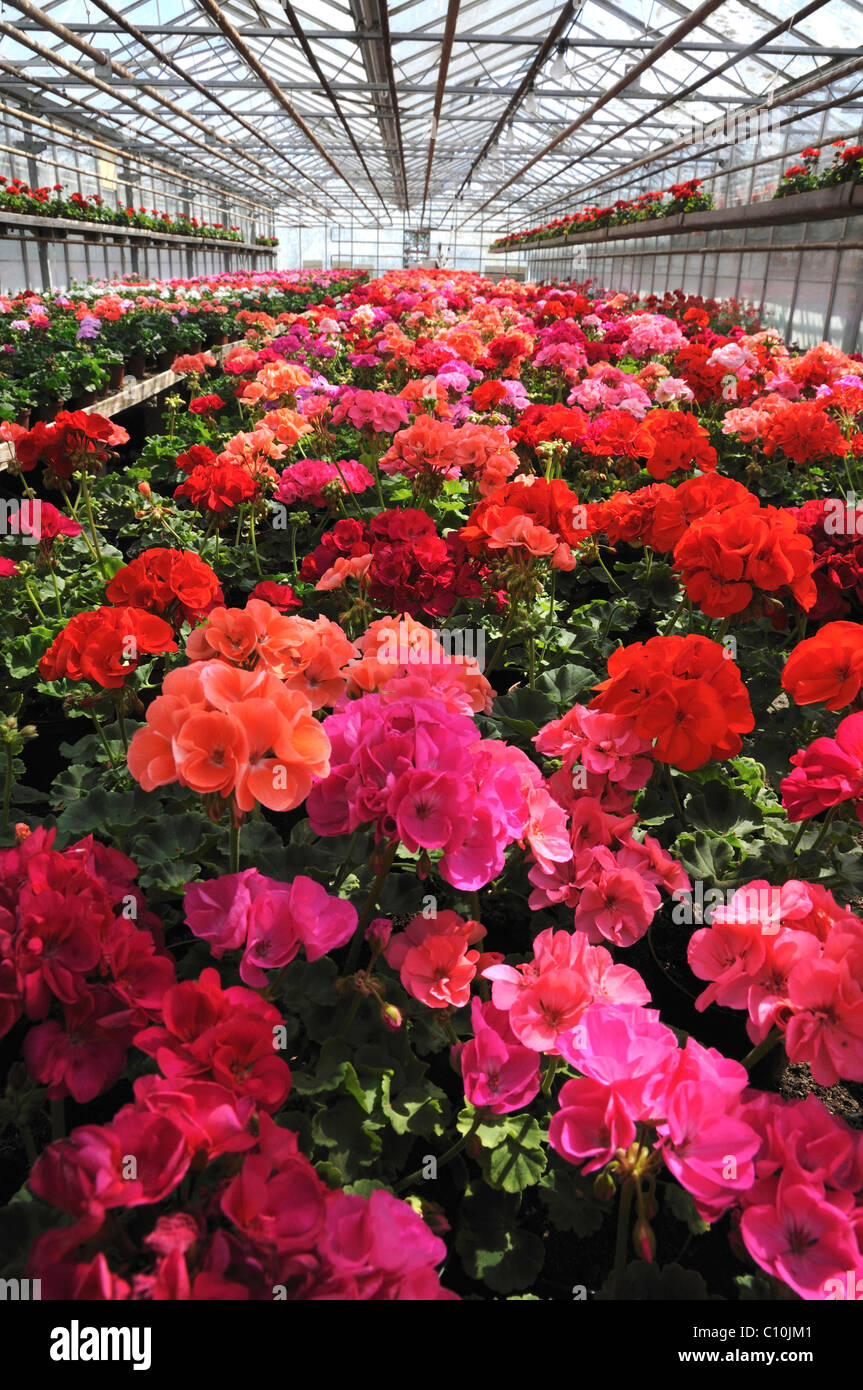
(39, 607), (177, 688)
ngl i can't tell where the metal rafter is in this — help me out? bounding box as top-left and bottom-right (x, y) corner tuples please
(419, 0), (460, 224)
(87, 0), (335, 217)
(3, 0), (862, 228)
(514, 0), (835, 219)
(279, 0), (391, 215)
(460, 0), (742, 224)
(192, 0), (384, 221)
(3, 0), (337, 215)
(448, 0), (580, 213)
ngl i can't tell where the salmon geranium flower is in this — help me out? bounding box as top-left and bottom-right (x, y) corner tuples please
(127, 660), (330, 817)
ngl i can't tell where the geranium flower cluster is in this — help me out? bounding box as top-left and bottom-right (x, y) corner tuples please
(550, 1002), (760, 1219)
(0, 828), (174, 1102)
(379, 416), (520, 495)
(385, 910), (499, 1010)
(127, 659), (330, 816)
(780, 710), (863, 822)
(345, 613), (493, 715)
(105, 547), (224, 626)
(581, 406), (717, 481)
(185, 599), (355, 708)
(459, 476), (590, 570)
(481, 927), (650, 1054)
(781, 620), (863, 710)
(274, 456), (374, 508)
(300, 509), (483, 618)
(723, 395), (853, 466)
(734, 1091), (863, 1300)
(330, 386), (411, 433)
(3, 410), (129, 482)
(673, 495), (816, 619)
(788, 497), (863, 620)
(590, 634), (755, 771)
(307, 691), (570, 891)
(174, 431), (284, 514)
(184, 869), (357, 985)
(29, 1105), (455, 1299)
(39, 606), (177, 688)
(688, 878), (863, 1086)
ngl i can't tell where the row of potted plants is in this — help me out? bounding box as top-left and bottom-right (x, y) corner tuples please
(0, 175), (278, 247)
(0, 269), (367, 422)
(773, 139), (863, 198)
(493, 137), (863, 252)
(490, 179), (714, 251)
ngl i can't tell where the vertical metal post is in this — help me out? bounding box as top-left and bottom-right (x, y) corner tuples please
(26, 148), (51, 287)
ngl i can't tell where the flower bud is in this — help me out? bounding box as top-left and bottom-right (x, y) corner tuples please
(365, 917), (391, 952)
(380, 1002), (402, 1031)
(633, 1217), (656, 1263)
(593, 1169), (617, 1203)
(14, 823), (31, 844)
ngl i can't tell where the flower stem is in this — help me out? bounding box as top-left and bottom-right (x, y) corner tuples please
(595, 545), (623, 592)
(23, 580), (46, 620)
(332, 459), (364, 518)
(345, 840), (398, 973)
(811, 804), (839, 852)
(665, 764), (684, 820)
(394, 1113), (483, 1194)
(79, 471), (109, 583)
(741, 1027), (782, 1072)
(484, 599), (519, 677)
(661, 594), (687, 635)
(541, 1053), (560, 1099)
(2, 745), (12, 832)
(229, 820), (242, 874)
(249, 509), (263, 576)
(612, 1176), (636, 1299)
(89, 709), (117, 769)
(19, 1123), (37, 1166)
(330, 828), (360, 894)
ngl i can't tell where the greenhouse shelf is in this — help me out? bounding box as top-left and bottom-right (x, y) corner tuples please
(491, 182), (863, 252)
(0, 210), (276, 256)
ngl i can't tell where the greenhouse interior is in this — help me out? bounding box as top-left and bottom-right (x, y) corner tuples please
(2, 0), (863, 1328)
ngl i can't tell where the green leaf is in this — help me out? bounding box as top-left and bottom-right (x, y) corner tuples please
(0, 1196), (62, 1279)
(458, 1109), (547, 1193)
(684, 784), (763, 839)
(291, 1038), (382, 1114)
(5, 625), (59, 679)
(381, 1076), (448, 1138)
(673, 830), (735, 883)
(539, 1161), (605, 1235)
(596, 1261), (713, 1300)
(535, 664), (597, 710)
(311, 1095), (383, 1174)
(455, 1195), (545, 1294)
(735, 1273), (793, 1301)
(662, 1181), (710, 1235)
